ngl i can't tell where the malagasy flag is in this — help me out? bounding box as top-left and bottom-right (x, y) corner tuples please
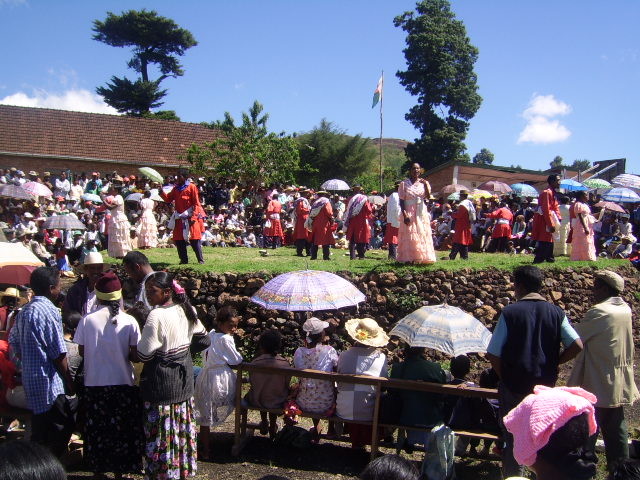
(371, 75), (383, 108)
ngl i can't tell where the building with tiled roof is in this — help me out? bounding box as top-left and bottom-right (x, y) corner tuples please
(0, 104), (221, 176)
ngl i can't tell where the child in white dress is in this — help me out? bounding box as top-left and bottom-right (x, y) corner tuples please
(194, 306), (242, 460)
(293, 317), (338, 442)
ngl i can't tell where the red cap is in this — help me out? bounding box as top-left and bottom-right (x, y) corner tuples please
(95, 271), (122, 301)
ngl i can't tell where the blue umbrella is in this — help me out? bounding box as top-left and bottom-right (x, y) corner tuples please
(510, 183), (538, 197)
(602, 187), (640, 203)
(389, 304), (492, 356)
(559, 179), (588, 191)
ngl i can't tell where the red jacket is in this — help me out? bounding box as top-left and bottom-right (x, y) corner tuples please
(311, 202), (335, 246)
(532, 188), (560, 242)
(264, 200), (284, 238)
(293, 198), (311, 241)
(452, 204), (473, 245)
(486, 207), (514, 239)
(161, 182), (205, 241)
(346, 200), (372, 243)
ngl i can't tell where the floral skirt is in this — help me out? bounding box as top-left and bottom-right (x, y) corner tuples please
(143, 398), (198, 480)
(84, 385), (144, 474)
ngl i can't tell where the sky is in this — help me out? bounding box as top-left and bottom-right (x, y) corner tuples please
(1, 0), (639, 173)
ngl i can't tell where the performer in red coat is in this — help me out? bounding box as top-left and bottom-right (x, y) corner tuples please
(450, 190), (475, 260)
(292, 190), (312, 256)
(263, 194), (284, 249)
(306, 191), (334, 260)
(532, 174), (561, 263)
(160, 169), (206, 264)
(344, 185), (372, 260)
(486, 201), (514, 252)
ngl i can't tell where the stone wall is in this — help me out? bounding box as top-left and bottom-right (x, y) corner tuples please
(167, 265), (640, 362)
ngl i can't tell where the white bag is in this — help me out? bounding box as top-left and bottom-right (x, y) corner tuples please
(422, 424), (455, 480)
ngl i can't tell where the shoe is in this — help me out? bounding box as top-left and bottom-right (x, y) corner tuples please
(546, 257), (555, 263)
(198, 260), (205, 264)
(179, 261), (188, 265)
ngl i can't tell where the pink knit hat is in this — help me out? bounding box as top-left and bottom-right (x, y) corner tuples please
(503, 385), (597, 466)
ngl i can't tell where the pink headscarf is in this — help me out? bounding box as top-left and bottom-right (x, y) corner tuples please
(503, 385), (597, 466)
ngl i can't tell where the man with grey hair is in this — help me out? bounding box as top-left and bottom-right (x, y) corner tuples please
(568, 270), (639, 472)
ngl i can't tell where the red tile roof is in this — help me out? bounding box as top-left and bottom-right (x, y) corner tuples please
(0, 105), (220, 167)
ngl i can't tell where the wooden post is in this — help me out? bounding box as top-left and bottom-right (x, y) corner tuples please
(232, 364), (243, 456)
(370, 381), (382, 461)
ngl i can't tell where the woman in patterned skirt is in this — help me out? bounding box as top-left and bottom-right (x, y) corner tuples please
(73, 271), (143, 479)
(293, 317), (339, 442)
(138, 272), (210, 479)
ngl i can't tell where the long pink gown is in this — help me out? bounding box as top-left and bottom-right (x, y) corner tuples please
(137, 198), (158, 248)
(397, 179), (436, 264)
(569, 201), (596, 261)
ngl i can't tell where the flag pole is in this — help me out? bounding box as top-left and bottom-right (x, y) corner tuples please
(379, 70), (384, 192)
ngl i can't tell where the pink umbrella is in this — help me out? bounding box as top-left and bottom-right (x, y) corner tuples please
(22, 181), (53, 198)
(0, 243), (44, 285)
(594, 201), (626, 214)
(477, 180), (513, 194)
(440, 184), (467, 195)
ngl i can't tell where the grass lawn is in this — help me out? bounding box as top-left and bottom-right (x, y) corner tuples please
(103, 246), (629, 275)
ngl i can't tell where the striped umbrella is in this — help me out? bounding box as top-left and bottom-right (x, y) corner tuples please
(250, 269), (365, 311)
(602, 187), (640, 203)
(612, 174), (640, 190)
(42, 215), (87, 230)
(510, 183), (538, 197)
(0, 184), (35, 201)
(477, 180), (512, 194)
(389, 304), (492, 356)
(559, 179), (588, 192)
(583, 178), (611, 189)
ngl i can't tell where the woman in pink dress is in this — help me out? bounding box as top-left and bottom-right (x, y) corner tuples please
(137, 191), (158, 249)
(570, 191), (596, 261)
(397, 163), (436, 264)
(103, 187), (132, 259)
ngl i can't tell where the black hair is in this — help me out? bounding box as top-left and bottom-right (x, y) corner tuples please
(537, 413), (596, 479)
(404, 346), (425, 359)
(560, 196), (571, 204)
(450, 355), (471, 379)
(99, 299), (120, 324)
(479, 368), (499, 389)
(547, 174), (560, 184)
(258, 329), (282, 356)
(143, 190), (151, 198)
(146, 271), (198, 324)
(0, 440), (67, 480)
(513, 265), (543, 294)
(123, 250), (150, 267)
(33, 232), (44, 242)
(611, 460), (640, 480)
(216, 305), (237, 325)
(576, 190), (588, 201)
(29, 266), (59, 297)
(359, 454), (419, 480)
(63, 311), (82, 335)
(272, 193), (279, 200)
(305, 332), (323, 348)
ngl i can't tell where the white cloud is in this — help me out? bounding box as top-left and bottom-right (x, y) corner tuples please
(518, 94), (572, 145)
(0, 88), (118, 114)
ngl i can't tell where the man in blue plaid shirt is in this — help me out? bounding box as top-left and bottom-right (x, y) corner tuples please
(9, 266), (77, 457)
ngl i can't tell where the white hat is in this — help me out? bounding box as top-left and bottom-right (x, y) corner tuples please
(302, 317), (329, 335)
(345, 318), (389, 347)
(80, 252), (109, 272)
(23, 212), (34, 218)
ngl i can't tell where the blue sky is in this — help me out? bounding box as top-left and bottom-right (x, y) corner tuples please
(1, 0), (639, 173)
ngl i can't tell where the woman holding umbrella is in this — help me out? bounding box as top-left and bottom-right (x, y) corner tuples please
(397, 163), (436, 264)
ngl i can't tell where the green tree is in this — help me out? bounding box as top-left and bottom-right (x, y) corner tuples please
(472, 148), (494, 165)
(185, 102), (300, 185)
(295, 119), (377, 188)
(394, 0), (482, 169)
(93, 9), (197, 115)
(570, 159), (590, 171)
(550, 155), (564, 168)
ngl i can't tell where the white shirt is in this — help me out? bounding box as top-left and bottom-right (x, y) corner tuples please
(386, 192), (400, 228)
(203, 331), (243, 368)
(136, 271), (156, 309)
(74, 306), (141, 387)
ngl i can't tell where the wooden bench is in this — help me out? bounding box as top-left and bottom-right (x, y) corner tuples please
(232, 363), (500, 460)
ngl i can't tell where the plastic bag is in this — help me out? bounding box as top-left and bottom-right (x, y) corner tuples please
(264, 219), (272, 228)
(422, 423), (455, 480)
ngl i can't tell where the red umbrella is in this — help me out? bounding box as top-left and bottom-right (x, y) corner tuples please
(440, 184), (467, 195)
(594, 201), (626, 214)
(477, 181), (513, 194)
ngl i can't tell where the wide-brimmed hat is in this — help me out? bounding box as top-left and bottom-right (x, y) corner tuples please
(0, 287), (26, 306)
(595, 270), (625, 293)
(80, 252), (109, 273)
(316, 190), (330, 196)
(303, 317), (329, 335)
(28, 170), (38, 176)
(345, 318), (389, 347)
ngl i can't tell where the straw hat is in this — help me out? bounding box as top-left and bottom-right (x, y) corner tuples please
(0, 287), (26, 306)
(79, 252), (109, 273)
(345, 318), (389, 347)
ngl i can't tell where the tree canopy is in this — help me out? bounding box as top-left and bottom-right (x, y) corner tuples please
(570, 159), (591, 171)
(185, 101), (300, 186)
(472, 148), (494, 165)
(295, 119), (377, 188)
(550, 155), (564, 168)
(93, 9), (197, 116)
(394, 0), (482, 169)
